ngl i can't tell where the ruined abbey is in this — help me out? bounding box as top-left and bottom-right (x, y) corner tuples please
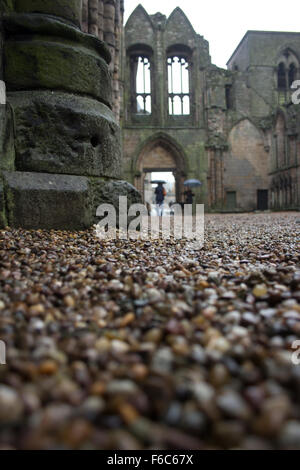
(123, 5), (300, 213)
(1, 1), (300, 229)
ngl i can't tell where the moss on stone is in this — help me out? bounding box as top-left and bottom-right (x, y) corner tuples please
(4, 40), (112, 106)
(0, 106), (15, 172)
(0, 182), (7, 228)
(1, 0), (14, 12)
(14, 0), (82, 27)
(3, 13), (111, 64)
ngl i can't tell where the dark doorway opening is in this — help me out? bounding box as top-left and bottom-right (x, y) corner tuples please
(226, 191), (237, 211)
(257, 190), (268, 211)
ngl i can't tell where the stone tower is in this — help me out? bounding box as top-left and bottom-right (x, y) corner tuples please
(0, 0), (139, 230)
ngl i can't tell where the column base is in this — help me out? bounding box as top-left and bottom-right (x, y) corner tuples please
(1, 171), (141, 230)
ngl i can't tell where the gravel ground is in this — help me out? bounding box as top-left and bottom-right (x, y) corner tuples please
(0, 212), (300, 450)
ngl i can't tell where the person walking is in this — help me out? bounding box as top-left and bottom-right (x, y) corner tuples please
(184, 187), (195, 205)
(155, 183), (166, 216)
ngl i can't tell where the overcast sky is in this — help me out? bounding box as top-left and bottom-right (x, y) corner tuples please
(124, 0), (300, 68)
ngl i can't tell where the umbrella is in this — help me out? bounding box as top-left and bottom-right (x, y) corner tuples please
(151, 180), (166, 185)
(184, 179), (202, 188)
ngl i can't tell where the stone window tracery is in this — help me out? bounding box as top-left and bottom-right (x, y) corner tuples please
(130, 55), (152, 114)
(277, 50), (299, 93)
(168, 56), (190, 115)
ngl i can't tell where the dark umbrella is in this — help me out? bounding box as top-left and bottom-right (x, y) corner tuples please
(151, 180), (167, 185)
(184, 179), (202, 188)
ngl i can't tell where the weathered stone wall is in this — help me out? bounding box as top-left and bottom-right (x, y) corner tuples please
(225, 120), (269, 211)
(81, 0), (124, 120)
(227, 31), (300, 210)
(137, 144), (176, 171)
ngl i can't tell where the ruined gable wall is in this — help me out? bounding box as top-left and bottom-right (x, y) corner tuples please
(123, 6), (210, 205)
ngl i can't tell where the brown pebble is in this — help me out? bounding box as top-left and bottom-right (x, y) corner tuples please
(119, 403), (139, 425)
(39, 361), (58, 376)
(64, 295), (76, 308)
(28, 304), (45, 316)
(131, 364), (149, 380)
(90, 382), (106, 396)
(120, 313), (135, 328)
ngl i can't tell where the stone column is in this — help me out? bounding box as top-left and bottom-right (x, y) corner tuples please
(0, 0), (140, 229)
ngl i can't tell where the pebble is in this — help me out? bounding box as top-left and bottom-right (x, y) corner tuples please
(151, 348), (173, 373)
(213, 421), (245, 447)
(38, 358), (58, 374)
(64, 295), (76, 308)
(217, 390), (251, 420)
(0, 386), (24, 424)
(144, 328), (163, 344)
(28, 304), (45, 316)
(193, 382), (215, 407)
(111, 340), (130, 354)
(209, 364), (230, 388)
(279, 421), (300, 449)
(79, 397), (105, 418)
(147, 288), (163, 303)
(253, 284), (268, 298)
(208, 271), (221, 284)
(207, 337), (231, 353)
(106, 380), (138, 395)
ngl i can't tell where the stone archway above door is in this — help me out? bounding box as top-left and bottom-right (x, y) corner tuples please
(134, 135), (187, 203)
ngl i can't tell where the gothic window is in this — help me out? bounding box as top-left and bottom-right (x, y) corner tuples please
(288, 63), (297, 88)
(225, 85), (234, 110)
(278, 62), (287, 90)
(277, 50), (299, 92)
(130, 54), (152, 114)
(168, 56), (190, 115)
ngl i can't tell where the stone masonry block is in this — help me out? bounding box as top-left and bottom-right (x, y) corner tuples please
(4, 171), (92, 230)
(10, 92), (121, 179)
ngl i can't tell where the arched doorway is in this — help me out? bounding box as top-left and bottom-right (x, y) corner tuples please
(134, 135), (187, 204)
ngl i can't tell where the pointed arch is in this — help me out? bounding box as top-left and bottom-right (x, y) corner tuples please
(276, 46), (300, 66)
(165, 9), (195, 117)
(133, 133), (188, 203)
(134, 133), (188, 173)
(228, 117), (265, 140)
(126, 43), (154, 116)
(276, 47), (299, 94)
